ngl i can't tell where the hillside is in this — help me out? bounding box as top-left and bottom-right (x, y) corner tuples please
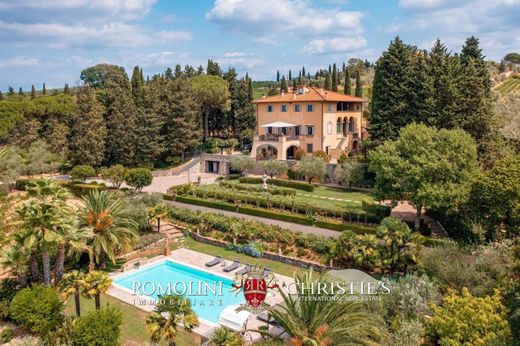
(494, 74), (520, 95)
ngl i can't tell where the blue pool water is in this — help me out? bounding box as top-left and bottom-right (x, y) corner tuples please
(114, 260), (244, 323)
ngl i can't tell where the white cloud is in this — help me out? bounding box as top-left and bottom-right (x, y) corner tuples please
(217, 52), (265, 68)
(207, 0), (363, 38)
(304, 36), (367, 54)
(223, 52), (247, 58)
(0, 21), (191, 48)
(0, 56), (40, 68)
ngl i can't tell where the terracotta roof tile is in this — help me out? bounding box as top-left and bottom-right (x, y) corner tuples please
(253, 86), (366, 103)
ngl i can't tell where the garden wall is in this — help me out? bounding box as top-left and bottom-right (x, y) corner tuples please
(190, 232), (328, 271)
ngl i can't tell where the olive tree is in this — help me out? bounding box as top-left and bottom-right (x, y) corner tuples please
(260, 160), (288, 178)
(229, 155), (255, 176)
(296, 156), (326, 183)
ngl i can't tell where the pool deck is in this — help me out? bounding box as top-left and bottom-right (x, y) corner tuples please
(108, 248), (294, 341)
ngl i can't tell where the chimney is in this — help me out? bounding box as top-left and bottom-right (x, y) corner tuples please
(281, 91), (285, 98)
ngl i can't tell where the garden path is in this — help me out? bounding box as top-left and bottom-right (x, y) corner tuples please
(164, 200), (341, 238)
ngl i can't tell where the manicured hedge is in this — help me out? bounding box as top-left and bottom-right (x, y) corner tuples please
(238, 206), (313, 226)
(219, 181), (296, 196)
(174, 195), (238, 212)
(239, 177), (315, 192)
(315, 219), (377, 234)
(68, 183), (107, 197)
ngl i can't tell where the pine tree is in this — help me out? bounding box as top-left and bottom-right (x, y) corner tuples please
(355, 70), (362, 97)
(280, 76), (288, 93)
(207, 59), (222, 76)
(344, 68), (351, 95)
(408, 52), (435, 125)
(174, 64), (182, 79)
(324, 73), (331, 90)
(104, 86), (138, 166)
(131, 65), (144, 104)
(332, 64), (338, 92)
(42, 83), (46, 95)
(63, 83), (70, 95)
(460, 36), (491, 97)
(276, 70), (280, 82)
(370, 36), (415, 145)
(165, 67), (173, 80)
(69, 87), (107, 166)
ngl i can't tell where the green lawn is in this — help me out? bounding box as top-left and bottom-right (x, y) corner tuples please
(65, 294), (200, 346)
(181, 237), (306, 278)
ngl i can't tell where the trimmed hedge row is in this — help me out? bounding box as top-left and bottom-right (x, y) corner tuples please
(164, 193), (379, 234)
(238, 177), (315, 192)
(219, 181), (296, 196)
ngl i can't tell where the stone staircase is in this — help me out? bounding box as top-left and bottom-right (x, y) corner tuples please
(155, 221), (186, 245)
(171, 157), (201, 176)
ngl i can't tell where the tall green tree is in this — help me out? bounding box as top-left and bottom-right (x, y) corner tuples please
(369, 37), (415, 145)
(355, 69), (362, 97)
(69, 87), (107, 166)
(42, 83), (46, 95)
(207, 59), (222, 76)
(80, 64), (130, 90)
(63, 83), (69, 94)
(324, 73), (331, 91)
(280, 76), (288, 93)
(103, 85), (137, 166)
(31, 85), (36, 99)
(344, 68), (351, 95)
(369, 123), (478, 229)
(332, 63), (338, 92)
(131, 65), (144, 105)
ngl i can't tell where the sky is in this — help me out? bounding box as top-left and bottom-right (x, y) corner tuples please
(0, 0), (519, 91)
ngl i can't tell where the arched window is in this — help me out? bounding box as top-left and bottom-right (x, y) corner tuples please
(343, 117), (348, 136)
(349, 116), (355, 132)
(336, 117), (342, 133)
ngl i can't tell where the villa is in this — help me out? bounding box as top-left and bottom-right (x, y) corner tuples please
(251, 86), (365, 161)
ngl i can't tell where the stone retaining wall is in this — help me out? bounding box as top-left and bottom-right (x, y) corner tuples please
(190, 232), (328, 271)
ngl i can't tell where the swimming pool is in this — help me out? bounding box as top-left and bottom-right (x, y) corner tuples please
(113, 259), (245, 324)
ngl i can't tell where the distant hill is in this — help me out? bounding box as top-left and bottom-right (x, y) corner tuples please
(494, 74), (520, 95)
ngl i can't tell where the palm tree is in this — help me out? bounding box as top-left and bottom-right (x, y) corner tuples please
(269, 271), (382, 345)
(17, 179), (71, 285)
(210, 327), (244, 346)
(146, 295), (199, 346)
(81, 270), (111, 309)
(0, 242), (28, 287)
(59, 270), (85, 316)
(54, 222), (92, 284)
(377, 217), (423, 273)
(79, 190), (138, 269)
(335, 231), (379, 270)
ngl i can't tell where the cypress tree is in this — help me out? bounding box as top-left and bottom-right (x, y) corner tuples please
(131, 65), (144, 104)
(7, 86), (15, 96)
(328, 64), (332, 74)
(276, 70), (280, 82)
(247, 76), (253, 101)
(104, 85), (138, 166)
(344, 68), (351, 95)
(288, 70), (292, 81)
(165, 67), (173, 80)
(292, 78), (297, 91)
(0, 91), (3, 101)
(324, 73), (331, 90)
(342, 62), (346, 72)
(69, 87), (107, 166)
(63, 83), (70, 95)
(408, 51), (435, 125)
(140, 68), (144, 84)
(370, 36), (415, 144)
(18, 87), (23, 96)
(332, 64), (338, 92)
(302, 66), (306, 79)
(280, 76), (288, 93)
(460, 36), (490, 97)
(30, 85), (36, 99)
(42, 83), (46, 95)
(355, 70), (362, 97)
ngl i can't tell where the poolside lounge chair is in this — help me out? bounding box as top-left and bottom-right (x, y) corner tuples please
(205, 256), (222, 267)
(223, 260), (240, 272)
(236, 264), (252, 275)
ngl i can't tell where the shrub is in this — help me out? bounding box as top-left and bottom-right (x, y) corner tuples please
(68, 183), (106, 197)
(229, 155), (256, 176)
(384, 274), (442, 319)
(260, 160), (289, 178)
(238, 177), (315, 192)
(9, 286), (64, 335)
(429, 288), (511, 345)
(294, 147), (306, 160)
(386, 319), (425, 346)
(100, 164), (127, 188)
(296, 156), (326, 183)
(312, 150), (330, 163)
(242, 242), (263, 258)
(71, 306), (123, 346)
(70, 165), (96, 183)
(210, 327), (244, 346)
(0, 327), (14, 343)
(125, 168), (153, 192)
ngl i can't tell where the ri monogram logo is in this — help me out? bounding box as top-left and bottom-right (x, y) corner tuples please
(232, 266), (278, 314)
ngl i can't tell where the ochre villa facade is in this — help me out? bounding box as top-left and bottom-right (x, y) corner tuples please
(251, 86), (365, 161)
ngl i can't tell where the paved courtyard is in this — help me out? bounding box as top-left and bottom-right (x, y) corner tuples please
(142, 172), (220, 194)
